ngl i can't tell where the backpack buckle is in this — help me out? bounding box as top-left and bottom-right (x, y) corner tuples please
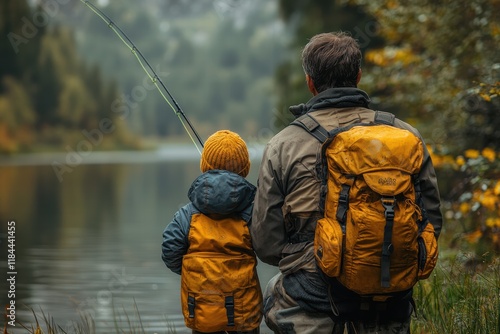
(381, 197), (396, 220)
(336, 183), (352, 227)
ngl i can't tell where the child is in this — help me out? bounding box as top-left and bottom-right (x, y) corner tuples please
(162, 130), (263, 334)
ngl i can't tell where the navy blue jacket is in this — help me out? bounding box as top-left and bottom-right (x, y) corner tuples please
(161, 170), (256, 274)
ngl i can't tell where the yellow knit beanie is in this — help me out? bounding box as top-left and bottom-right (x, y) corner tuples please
(200, 130), (250, 177)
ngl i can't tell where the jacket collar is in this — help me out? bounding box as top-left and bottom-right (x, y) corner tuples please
(289, 88), (371, 118)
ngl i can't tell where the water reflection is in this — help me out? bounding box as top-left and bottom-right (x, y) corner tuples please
(0, 153), (278, 333)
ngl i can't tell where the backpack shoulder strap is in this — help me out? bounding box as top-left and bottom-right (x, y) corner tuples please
(292, 111), (396, 141)
(290, 114), (329, 143)
(374, 110), (396, 126)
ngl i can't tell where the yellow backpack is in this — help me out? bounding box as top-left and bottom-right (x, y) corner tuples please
(292, 111), (438, 298)
(181, 212), (263, 332)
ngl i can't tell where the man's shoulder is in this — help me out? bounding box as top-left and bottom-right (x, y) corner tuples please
(390, 116), (422, 138)
(268, 119), (320, 147)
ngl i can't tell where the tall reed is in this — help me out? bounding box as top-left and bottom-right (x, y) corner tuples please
(412, 255), (500, 333)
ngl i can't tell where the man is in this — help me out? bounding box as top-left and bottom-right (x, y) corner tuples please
(250, 32), (442, 333)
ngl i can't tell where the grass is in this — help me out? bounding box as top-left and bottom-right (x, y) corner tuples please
(411, 254), (500, 333)
(3, 301), (178, 334)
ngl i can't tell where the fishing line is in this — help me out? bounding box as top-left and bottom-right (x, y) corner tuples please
(79, 0), (204, 153)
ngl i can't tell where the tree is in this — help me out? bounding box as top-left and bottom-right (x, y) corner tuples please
(346, 0), (500, 259)
(0, 0), (136, 153)
(346, 0), (500, 153)
(274, 0), (500, 259)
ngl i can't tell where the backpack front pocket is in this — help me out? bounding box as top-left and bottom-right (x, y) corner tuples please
(314, 217), (343, 277)
(181, 253), (262, 332)
(417, 222), (438, 280)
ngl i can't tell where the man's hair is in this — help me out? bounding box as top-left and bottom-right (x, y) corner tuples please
(301, 32), (362, 92)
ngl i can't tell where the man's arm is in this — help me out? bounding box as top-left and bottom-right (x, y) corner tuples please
(419, 144), (443, 238)
(250, 144), (288, 266)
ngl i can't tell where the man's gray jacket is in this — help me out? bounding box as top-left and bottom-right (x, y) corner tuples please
(250, 87), (442, 313)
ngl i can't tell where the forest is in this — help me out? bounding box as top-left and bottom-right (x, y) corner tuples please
(2, 0), (498, 153)
(0, 0), (289, 153)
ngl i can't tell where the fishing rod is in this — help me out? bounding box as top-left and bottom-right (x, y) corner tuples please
(79, 0), (204, 153)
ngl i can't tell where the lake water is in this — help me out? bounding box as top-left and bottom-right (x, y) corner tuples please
(0, 144), (278, 333)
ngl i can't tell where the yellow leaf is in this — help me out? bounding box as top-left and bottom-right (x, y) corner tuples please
(491, 22), (500, 37)
(494, 181), (500, 196)
(465, 229), (482, 244)
(481, 147), (496, 162)
(464, 149), (480, 159)
(486, 218), (500, 228)
(365, 49), (387, 67)
(459, 202), (470, 214)
(456, 155), (465, 166)
(480, 193), (497, 211)
(480, 93), (491, 102)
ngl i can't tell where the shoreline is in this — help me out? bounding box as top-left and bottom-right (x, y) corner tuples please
(0, 143), (265, 167)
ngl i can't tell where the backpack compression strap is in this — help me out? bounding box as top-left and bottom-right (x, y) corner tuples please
(225, 295), (235, 326)
(188, 294), (195, 318)
(374, 110), (396, 125)
(290, 113), (330, 143)
(381, 197), (396, 288)
(186, 294), (236, 326)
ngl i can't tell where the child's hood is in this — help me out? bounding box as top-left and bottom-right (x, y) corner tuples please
(187, 169), (256, 216)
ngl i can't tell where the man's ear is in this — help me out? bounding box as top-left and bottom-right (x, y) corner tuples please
(356, 69), (362, 85)
(306, 74), (318, 96)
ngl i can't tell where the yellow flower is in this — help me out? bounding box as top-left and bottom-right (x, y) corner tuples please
(427, 148), (442, 166)
(459, 202), (470, 214)
(494, 181), (500, 196)
(464, 149), (480, 159)
(365, 47), (418, 67)
(456, 155), (466, 167)
(393, 47), (419, 65)
(365, 49), (387, 67)
(486, 218), (500, 228)
(481, 147), (496, 162)
(480, 192), (497, 211)
(492, 234), (499, 247)
(480, 93), (491, 102)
